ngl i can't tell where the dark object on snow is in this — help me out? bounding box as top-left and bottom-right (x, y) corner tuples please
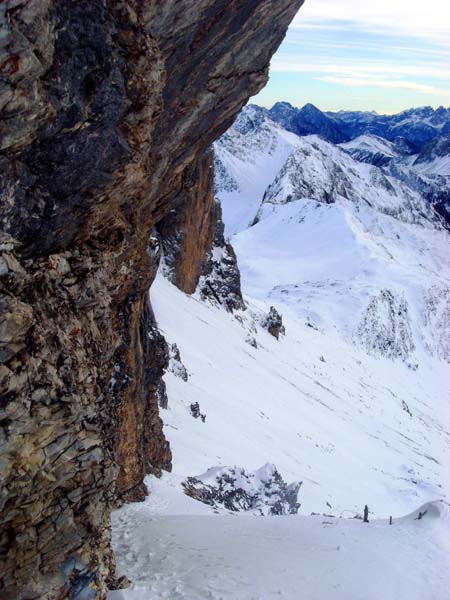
(363, 504), (369, 523)
(246, 335), (258, 348)
(402, 400), (412, 417)
(190, 402), (200, 418)
(264, 306), (285, 339)
(190, 402), (206, 422)
(416, 510), (428, 520)
(389, 515), (393, 525)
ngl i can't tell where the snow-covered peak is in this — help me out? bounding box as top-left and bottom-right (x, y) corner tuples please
(214, 107), (300, 234)
(341, 134), (398, 156)
(259, 134), (437, 228)
(232, 103), (267, 135)
(340, 134), (399, 166)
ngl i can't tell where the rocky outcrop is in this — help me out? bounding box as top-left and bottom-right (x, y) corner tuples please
(356, 289), (415, 360)
(183, 464), (302, 515)
(168, 343), (189, 382)
(263, 306), (286, 339)
(0, 0), (303, 598)
(198, 201), (246, 312)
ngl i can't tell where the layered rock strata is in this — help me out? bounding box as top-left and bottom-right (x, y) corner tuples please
(0, 0), (303, 597)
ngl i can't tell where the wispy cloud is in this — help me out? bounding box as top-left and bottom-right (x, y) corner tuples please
(286, 36), (450, 61)
(253, 0), (450, 112)
(271, 59), (450, 82)
(292, 0), (450, 47)
(316, 76), (450, 96)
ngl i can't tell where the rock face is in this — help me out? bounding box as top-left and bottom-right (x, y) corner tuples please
(0, 1), (303, 598)
(158, 151), (218, 295)
(158, 152), (245, 313)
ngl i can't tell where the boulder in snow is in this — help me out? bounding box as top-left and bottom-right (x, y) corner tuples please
(168, 343), (189, 381)
(263, 306), (285, 339)
(182, 464), (301, 515)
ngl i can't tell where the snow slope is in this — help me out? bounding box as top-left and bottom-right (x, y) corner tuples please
(412, 137), (450, 177)
(339, 134), (399, 166)
(111, 500), (450, 600)
(111, 106), (450, 599)
(134, 275), (450, 517)
(214, 106), (301, 235)
(111, 274), (450, 598)
(234, 198), (450, 359)
(340, 134), (398, 157)
(415, 155), (450, 176)
(216, 109), (449, 361)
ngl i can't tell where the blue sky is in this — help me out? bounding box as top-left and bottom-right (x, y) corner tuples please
(253, 0), (450, 114)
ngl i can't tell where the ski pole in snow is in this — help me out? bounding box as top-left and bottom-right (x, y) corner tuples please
(363, 505), (369, 523)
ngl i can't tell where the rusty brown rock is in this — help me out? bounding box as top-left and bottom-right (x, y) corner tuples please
(157, 150), (218, 294)
(0, 0), (304, 597)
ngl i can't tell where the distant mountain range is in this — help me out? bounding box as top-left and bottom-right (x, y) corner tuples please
(264, 102), (450, 152)
(237, 102), (450, 225)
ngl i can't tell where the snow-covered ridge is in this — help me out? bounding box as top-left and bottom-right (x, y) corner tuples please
(258, 134), (435, 227)
(327, 104), (450, 149)
(262, 102), (450, 151)
(262, 102), (450, 225)
(341, 134), (399, 157)
(214, 106), (450, 362)
(339, 134), (399, 167)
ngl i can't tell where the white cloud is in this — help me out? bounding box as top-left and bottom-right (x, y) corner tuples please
(315, 76), (450, 96)
(258, 0), (450, 111)
(271, 59), (450, 81)
(293, 0), (450, 46)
